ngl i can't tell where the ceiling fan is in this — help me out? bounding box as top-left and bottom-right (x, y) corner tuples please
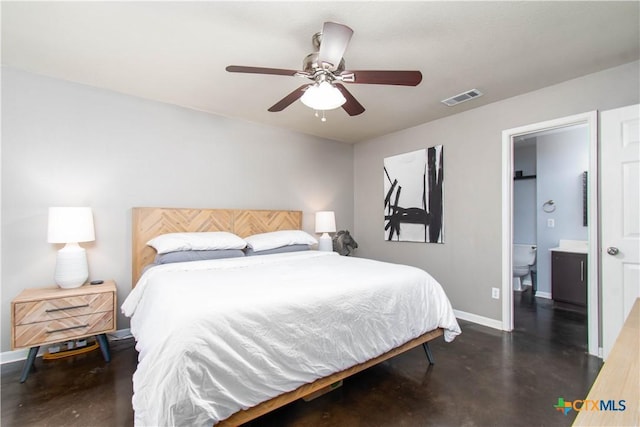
(226, 22), (422, 120)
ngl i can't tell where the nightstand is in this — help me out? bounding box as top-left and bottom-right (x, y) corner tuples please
(11, 280), (117, 383)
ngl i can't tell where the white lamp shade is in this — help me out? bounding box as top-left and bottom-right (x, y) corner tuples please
(48, 207), (95, 243)
(315, 211), (336, 233)
(301, 82), (346, 111)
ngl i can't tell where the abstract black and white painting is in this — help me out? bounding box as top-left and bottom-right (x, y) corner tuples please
(384, 146), (444, 243)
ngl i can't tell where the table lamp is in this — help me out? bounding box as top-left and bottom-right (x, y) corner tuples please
(47, 207), (95, 288)
(315, 211), (336, 252)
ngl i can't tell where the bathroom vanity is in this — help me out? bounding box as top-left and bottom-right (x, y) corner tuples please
(550, 240), (588, 307)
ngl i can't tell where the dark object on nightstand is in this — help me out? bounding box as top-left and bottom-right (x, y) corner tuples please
(90, 280), (104, 285)
(333, 230), (358, 256)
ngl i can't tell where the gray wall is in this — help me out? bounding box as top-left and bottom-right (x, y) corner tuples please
(1, 67), (354, 352)
(353, 61), (639, 322)
(513, 142), (537, 245)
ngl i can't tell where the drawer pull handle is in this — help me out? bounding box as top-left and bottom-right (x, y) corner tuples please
(46, 324), (89, 334)
(45, 304), (89, 313)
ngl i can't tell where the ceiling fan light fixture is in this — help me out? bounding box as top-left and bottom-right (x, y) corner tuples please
(300, 81), (346, 111)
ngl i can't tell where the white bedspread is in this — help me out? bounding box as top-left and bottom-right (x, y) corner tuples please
(122, 251), (461, 426)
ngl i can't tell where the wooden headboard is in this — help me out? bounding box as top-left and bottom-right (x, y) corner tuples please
(132, 207), (303, 285)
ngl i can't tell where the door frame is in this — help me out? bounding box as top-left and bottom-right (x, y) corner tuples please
(501, 111), (599, 357)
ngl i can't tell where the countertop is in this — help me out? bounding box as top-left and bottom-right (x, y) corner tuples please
(549, 239), (588, 254)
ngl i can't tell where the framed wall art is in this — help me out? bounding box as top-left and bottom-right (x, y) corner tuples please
(383, 146), (444, 243)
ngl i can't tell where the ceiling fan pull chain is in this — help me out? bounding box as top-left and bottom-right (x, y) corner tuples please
(313, 109), (327, 121)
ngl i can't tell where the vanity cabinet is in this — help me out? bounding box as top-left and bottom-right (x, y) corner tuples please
(551, 252), (587, 306)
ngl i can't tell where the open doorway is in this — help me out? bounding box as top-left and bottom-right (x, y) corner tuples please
(513, 125), (589, 350)
(502, 112), (599, 357)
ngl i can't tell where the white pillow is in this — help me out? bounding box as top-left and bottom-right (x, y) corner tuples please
(245, 230), (318, 252)
(147, 232), (247, 254)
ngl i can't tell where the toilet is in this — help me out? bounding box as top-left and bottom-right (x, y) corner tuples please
(513, 244), (537, 291)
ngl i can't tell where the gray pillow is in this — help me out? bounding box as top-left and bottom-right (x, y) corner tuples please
(154, 249), (245, 264)
(244, 244), (310, 256)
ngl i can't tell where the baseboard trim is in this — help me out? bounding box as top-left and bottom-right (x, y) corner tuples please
(108, 328), (132, 341)
(454, 309), (503, 330)
(1, 328), (132, 365)
(0, 347), (48, 365)
(535, 291), (552, 299)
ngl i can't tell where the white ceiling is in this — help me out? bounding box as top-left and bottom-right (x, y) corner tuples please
(2, 1), (639, 144)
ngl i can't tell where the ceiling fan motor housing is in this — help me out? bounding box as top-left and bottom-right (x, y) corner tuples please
(303, 52), (345, 76)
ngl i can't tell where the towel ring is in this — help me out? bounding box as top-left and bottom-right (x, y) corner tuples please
(542, 200), (556, 213)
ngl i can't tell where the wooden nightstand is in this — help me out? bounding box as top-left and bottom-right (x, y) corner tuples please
(11, 280), (117, 383)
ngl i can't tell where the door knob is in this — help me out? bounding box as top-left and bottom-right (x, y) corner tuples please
(607, 247), (619, 256)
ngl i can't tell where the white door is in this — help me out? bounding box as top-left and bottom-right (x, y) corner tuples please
(601, 104), (640, 360)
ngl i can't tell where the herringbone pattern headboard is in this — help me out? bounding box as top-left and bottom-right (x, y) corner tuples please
(131, 207), (302, 285)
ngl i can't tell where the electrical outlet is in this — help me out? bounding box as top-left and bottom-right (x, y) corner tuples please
(492, 287), (500, 299)
(547, 218), (555, 228)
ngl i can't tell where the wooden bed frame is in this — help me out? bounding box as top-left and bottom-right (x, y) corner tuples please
(131, 207), (445, 426)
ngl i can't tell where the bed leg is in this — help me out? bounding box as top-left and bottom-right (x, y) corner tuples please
(422, 342), (435, 365)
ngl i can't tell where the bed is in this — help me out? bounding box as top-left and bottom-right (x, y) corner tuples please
(123, 207), (461, 426)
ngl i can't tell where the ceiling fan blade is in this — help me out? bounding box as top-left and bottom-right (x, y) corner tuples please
(318, 22), (354, 71)
(226, 65), (300, 77)
(268, 84), (311, 112)
(341, 70), (423, 86)
(334, 83), (365, 116)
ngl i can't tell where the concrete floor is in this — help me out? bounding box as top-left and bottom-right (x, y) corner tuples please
(2, 291), (601, 426)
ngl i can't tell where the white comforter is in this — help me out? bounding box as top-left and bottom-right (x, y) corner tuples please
(122, 251), (461, 426)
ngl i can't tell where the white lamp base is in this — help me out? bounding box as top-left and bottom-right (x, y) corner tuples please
(318, 233), (333, 252)
(54, 243), (89, 288)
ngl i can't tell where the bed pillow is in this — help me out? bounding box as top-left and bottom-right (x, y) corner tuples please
(244, 244), (310, 256)
(155, 249), (245, 264)
(244, 230), (318, 252)
(147, 232), (247, 254)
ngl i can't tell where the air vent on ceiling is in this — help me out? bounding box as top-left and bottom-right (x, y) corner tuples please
(441, 89), (483, 107)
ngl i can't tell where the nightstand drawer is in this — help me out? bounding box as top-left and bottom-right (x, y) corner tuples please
(13, 311), (114, 349)
(14, 292), (114, 325)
